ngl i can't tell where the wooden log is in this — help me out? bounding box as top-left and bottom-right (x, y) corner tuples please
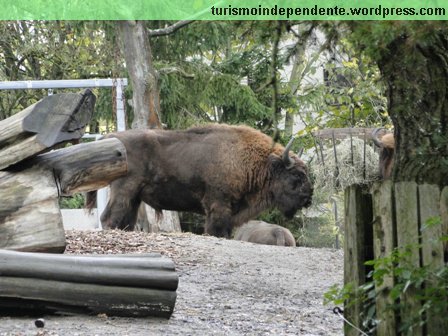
(0, 250), (178, 318)
(343, 185), (373, 336)
(371, 181), (397, 335)
(0, 139), (127, 252)
(0, 89), (95, 170)
(31, 138), (128, 195)
(0, 249), (177, 291)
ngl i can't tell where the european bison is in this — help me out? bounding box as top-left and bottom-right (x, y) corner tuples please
(87, 124), (313, 238)
(234, 221), (296, 247)
(372, 128), (395, 179)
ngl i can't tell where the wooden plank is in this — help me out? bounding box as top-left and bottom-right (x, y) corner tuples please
(343, 185), (373, 336)
(440, 186), (448, 262)
(419, 184), (447, 335)
(371, 181), (397, 335)
(394, 182), (422, 336)
(0, 277), (176, 318)
(0, 89), (95, 170)
(344, 186), (359, 336)
(419, 184), (444, 267)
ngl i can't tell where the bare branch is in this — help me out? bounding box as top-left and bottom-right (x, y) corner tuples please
(159, 66), (195, 79)
(148, 21), (195, 37)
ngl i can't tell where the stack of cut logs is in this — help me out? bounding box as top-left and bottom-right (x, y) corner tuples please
(0, 90), (178, 318)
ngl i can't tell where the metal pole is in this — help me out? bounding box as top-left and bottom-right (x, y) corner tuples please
(0, 78), (128, 90)
(115, 78), (126, 132)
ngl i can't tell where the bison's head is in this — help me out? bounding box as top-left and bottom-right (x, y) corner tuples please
(269, 139), (313, 219)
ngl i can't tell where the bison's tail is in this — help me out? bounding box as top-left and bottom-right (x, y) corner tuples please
(85, 190), (97, 215)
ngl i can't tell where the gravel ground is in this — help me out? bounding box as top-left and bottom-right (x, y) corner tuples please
(0, 231), (343, 336)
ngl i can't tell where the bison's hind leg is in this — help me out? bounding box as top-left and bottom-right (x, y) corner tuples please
(101, 182), (141, 231)
(101, 198), (141, 231)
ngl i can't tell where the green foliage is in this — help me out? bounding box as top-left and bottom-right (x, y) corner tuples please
(294, 35), (389, 153)
(256, 205), (341, 249)
(347, 22), (448, 63)
(297, 214), (340, 248)
(0, 21), (120, 123)
(324, 218), (448, 334)
(158, 60), (271, 129)
(59, 193), (85, 209)
(155, 21), (287, 130)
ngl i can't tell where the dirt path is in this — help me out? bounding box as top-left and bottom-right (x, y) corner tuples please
(0, 231), (343, 336)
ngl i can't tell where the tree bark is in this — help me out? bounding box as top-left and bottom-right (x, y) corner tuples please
(377, 33), (448, 186)
(117, 20), (161, 129)
(136, 204), (181, 233)
(117, 20), (184, 232)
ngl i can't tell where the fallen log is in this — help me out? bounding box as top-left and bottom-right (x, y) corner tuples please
(0, 250), (178, 318)
(0, 249), (177, 290)
(0, 89), (95, 170)
(0, 138), (127, 252)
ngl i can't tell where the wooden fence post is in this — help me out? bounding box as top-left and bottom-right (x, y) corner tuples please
(395, 182), (422, 336)
(344, 185), (373, 335)
(346, 181), (448, 335)
(419, 184), (446, 335)
(371, 181), (397, 335)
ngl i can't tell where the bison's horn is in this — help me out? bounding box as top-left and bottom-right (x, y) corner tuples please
(282, 137), (295, 168)
(372, 128), (385, 148)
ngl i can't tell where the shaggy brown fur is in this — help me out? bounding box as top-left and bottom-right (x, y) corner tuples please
(234, 221), (297, 247)
(372, 129), (395, 179)
(86, 124), (313, 238)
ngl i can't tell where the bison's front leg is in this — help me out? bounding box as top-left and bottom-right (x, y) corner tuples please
(204, 202), (234, 238)
(101, 180), (141, 231)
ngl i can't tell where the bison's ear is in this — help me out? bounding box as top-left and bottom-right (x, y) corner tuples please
(268, 154), (290, 173)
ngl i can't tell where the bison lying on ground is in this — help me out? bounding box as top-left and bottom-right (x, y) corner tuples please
(372, 128), (395, 179)
(87, 124), (313, 238)
(234, 221), (297, 247)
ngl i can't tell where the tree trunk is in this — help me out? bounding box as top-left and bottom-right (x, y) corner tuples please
(117, 20), (161, 129)
(377, 33), (448, 186)
(117, 20), (180, 233)
(136, 203), (181, 233)
(284, 42), (306, 138)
